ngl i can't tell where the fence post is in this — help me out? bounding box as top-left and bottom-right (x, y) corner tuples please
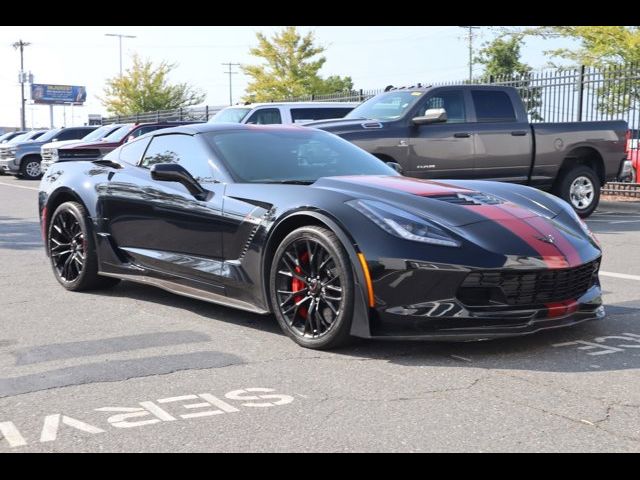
(577, 65), (585, 122)
(179, 108), (183, 121)
(135, 113), (139, 123)
(359, 89), (364, 102)
(205, 105), (209, 121)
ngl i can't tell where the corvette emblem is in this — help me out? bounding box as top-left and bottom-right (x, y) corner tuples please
(536, 234), (555, 244)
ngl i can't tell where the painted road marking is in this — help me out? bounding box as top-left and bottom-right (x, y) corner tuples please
(554, 333), (640, 356)
(0, 387), (295, 448)
(601, 271), (640, 281)
(0, 181), (38, 191)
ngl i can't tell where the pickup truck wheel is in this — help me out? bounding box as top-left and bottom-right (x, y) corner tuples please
(557, 166), (600, 218)
(20, 157), (42, 180)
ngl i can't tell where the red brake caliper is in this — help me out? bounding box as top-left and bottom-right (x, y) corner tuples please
(291, 251), (310, 319)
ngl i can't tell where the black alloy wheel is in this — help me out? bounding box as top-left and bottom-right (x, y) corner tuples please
(270, 226), (354, 349)
(48, 201), (120, 291)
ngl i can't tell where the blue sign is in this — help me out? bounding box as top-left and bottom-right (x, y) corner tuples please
(31, 84), (87, 105)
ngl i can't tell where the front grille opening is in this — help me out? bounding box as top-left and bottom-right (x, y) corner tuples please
(457, 260), (600, 308)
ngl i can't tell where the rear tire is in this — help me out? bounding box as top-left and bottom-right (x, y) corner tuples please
(269, 225), (354, 350)
(20, 156), (43, 180)
(555, 165), (600, 218)
(48, 201), (120, 291)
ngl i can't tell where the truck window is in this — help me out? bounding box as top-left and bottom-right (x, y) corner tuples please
(245, 108), (282, 125)
(291, 107), (354, 124)
(420, 90), (466, 123)
(471, 90), (516, 122)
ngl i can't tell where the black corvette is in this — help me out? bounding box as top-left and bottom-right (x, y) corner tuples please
(38, 123), (605, 349)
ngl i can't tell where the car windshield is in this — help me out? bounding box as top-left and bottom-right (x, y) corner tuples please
(346, 91), (424, 121)
(8, 133), (30, 144)
(81, 125), (117, 142)
(210, 107), (252, 124)
(102, 124), (134, 142)
(0, 132), (18, 142)
(36, 129), (63, 143)
(206, 128), (397, 183)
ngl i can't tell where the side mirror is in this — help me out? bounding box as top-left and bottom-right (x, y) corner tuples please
(150, 163), (209, 201)
(386, 161), (403, 174)
(412, 108), (447, 125)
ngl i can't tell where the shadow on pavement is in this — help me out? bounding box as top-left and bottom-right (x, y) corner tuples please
(0, 216), (42, 251)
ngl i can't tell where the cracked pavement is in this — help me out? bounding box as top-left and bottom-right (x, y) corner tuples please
(0, 177), (639, 452)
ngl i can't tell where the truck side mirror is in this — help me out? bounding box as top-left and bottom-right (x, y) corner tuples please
(412, 108), (448, 125)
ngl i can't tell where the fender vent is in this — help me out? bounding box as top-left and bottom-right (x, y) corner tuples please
(432, 192), (503, 206)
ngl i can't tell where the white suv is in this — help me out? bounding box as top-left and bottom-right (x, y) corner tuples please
(209, 102), (358, 125)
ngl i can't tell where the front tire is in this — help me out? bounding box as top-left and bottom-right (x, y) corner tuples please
(48, 201), (120, 291)
(269, 225), (354, 350)
(555, 165), (600, 218)
(20, 156), (43, 180)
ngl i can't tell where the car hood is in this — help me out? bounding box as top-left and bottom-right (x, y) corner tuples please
(313, 175), (562, 228)
(64, 141), (120, 149)
(42, 140), (83, 150)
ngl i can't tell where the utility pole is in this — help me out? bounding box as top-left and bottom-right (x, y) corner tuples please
(459, 26), (480, 82)
(222, 62), (240, 105)
(12, 39), (31, 130)
(105, 33), (137, 77)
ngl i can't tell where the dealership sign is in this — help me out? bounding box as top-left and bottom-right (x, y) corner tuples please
(31, 84), (87, 105)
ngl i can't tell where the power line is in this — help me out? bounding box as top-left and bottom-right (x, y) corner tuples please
(12, 39), (31, 130)
(222, 62), (241, 106)
(459, 26), (480, 82)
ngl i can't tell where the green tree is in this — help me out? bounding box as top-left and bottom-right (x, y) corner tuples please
(100, 54), (205, 115)
(241, 26), (353, 102)
(475, 36), (543, 121)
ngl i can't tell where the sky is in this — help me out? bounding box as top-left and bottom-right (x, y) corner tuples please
(0, 26), (579, 129)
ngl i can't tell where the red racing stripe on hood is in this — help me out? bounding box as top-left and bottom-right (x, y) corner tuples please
(466, 204), (570, 269)
(522, 215), (584, 268)
(337, 176), (473, 196)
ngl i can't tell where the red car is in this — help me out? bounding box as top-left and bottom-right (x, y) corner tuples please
(56, 122), (196, 164)
(625, 129), (639, 183)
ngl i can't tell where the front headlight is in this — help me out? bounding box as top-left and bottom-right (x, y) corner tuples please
(347, 199), (460, 247)
(8, 148), (16, 155)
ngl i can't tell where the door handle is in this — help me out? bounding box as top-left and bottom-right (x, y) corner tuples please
(511, 131), (527, 136)
(453, 132), (471, 138)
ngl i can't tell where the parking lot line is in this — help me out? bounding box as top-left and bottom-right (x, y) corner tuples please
(600, 271), (640, 281)
(0, 182), (38, 191)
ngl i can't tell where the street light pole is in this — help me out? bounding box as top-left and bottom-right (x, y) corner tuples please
(12, 39), (31, 130)
(105, 33), (137, 77)
(222, 62), (241, 105)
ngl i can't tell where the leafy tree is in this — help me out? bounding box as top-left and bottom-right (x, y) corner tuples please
(242, 26), (353, 102)
(475, 36), (543, 121)
(100, 54), (205, 115)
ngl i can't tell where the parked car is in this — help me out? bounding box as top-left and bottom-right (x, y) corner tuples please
(624, 128), (639, 183)
(0, 130), (27, 144)
(39, 123), (603, 349)
(0, 130), (49, 176)
(41, 124), (125, 174)
(306, 85), (629, 217)
(0, 126), (97, 180)
(55, 122), (198, 166)
(209, 102), (358, 126)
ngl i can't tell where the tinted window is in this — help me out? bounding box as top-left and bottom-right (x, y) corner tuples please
(102, 124), (135, 142)
(141, 134), (213, 181)
(35, 129), (63, 142)
(81, 125), (120, 142)
(206, 129), (397, 183)
(119, 137), (150, 165)
(209, 107), (251, 123)
(245, 108), (282, 125)
(56, 128), (95, 141)
(290, 107), (354, 124)
(471, 90), (516, 122)
(346, 91), (423, 120)
(420, 90), (466, 123)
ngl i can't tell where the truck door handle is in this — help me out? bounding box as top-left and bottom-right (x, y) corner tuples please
(453, 132), (471, 138)
(511, 131), (527, 136)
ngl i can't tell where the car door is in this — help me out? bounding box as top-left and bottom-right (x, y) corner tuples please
(101, 133), (228, 287)
(244, 108), (283, 125)
(407, 88), (476, 179)
(468, 88), (533, 183)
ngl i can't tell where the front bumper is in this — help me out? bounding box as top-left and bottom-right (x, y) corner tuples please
(0, 157), (18, 174)
(365, 257), (604, 341)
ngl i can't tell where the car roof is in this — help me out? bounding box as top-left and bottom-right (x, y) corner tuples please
(226, 102), (359, 108)
(142, 122), (311, 136)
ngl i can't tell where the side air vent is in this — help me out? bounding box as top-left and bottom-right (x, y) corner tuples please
(431, 192), (503, 206)
(361, 122), (383, 129)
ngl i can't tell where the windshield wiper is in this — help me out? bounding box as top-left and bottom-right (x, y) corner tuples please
(262, 179), (315, 185)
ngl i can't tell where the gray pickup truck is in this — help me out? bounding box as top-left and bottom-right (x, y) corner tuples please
(307, 85), (629, 217)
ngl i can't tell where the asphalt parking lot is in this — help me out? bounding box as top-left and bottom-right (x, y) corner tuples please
(0, 175), (639, 452)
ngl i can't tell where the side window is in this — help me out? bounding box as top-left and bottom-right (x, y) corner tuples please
(245, 108), (282, 125)
(420, 90), (466, 123)
(57, 129), (89, 141)
(118, 137), (150, 165)
(290, 108), (354, 123)
(141, 134), (213, 181)
(471, 90), (516, 122)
